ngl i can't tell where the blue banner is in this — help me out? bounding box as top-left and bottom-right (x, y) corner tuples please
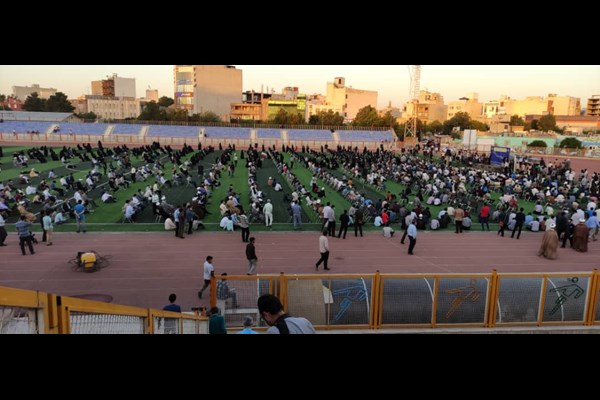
(490, 146), (510, 166)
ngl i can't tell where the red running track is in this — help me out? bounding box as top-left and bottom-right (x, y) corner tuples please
(1, 230), (598, 311)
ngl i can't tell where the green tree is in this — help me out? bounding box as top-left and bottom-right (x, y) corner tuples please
(309, 110), (344, 126)
(379, 111), (396, 127)
(167, 108), (189, 121)
(450, 129), (462, 140)
(138, 101), (167, 121)
(538, 114), (557, 132)
(353, 105), (380, 126)
(190, 111), (221, 123)
(78, 112), (97, 121)
(23, 92), (46, 111)
(559, 137), (582, 149)
(0, 94), (6, 102)
(158, 96), (174, 107)
(510, 115), (525, 126)
(272, 108), (290, 125)
(470, 120), (489, 132)
(288, 113), (305, 125)
(528, 140), (547, 147)
(44, 92), (75, 112)
(443, 112), (471, 135)
(426, 120), (443, 134)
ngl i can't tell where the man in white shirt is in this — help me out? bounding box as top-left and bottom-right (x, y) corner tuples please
(263, 199), (273, 228)
(315, 231), (330, 271)
(198, 256), (215, 299)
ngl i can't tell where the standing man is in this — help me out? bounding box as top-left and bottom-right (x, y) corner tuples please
(454, 206), (464, 234)
(42, 210), (53, 246)
(315, 230), (330, 271)
(15, 215), (35, 256)
(73, 199), (87, 233)
(327, 205), (336, 237)
(263, 199), (273, 229)
(198, 256), (215, 299)
(337, 209), (349, 239)
(538, 222), (559, 259)
(291, 201), (302, 230)
(238, 212), (250, 242)
(480, 203), (490, 231)
(354, 212), (364, 237)
(511, 207), (526, 239)
(407, 219), (417, 255)
(246, 237), (258, 275)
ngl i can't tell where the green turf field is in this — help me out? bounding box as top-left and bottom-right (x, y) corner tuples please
(0, 145), (550, 233)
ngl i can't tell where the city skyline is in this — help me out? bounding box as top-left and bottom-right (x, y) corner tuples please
(0, 65), (598, 110)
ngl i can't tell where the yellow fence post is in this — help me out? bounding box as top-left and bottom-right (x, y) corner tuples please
(486, 270), (499, 328)
(585, 269), (599, 326)
(537, 276), (549, 326)
(371, 271), (380, 330)
(45, 293), (59, 334)
(147, 310), (154, 334)
(56, 296), (70, 334)
(279, 272), (287, 310)
(431, 277), (439, 328)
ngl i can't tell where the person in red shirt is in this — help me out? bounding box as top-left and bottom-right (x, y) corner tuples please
(480, 203), (490, 231)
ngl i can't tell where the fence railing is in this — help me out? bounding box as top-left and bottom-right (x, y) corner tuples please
(0, 132), (394, 152)
(0, 286), (208, 334)
(209, 269), (600, 331)
(3, 269), (598, 333)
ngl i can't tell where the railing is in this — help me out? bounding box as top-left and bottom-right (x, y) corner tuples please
(0, 286), (208, 334)
(210, 269), (600, 331)
(3, 269), (598, 333)
(0, 132), (390, 151)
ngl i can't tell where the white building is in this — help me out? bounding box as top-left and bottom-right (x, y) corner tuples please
(12, 84), (57, 100)
(85, 96), (141, 120)
(325, 77), (378, 122)
(174, 65), (242, 120)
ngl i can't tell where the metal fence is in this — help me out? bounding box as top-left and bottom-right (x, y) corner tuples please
(0, 286), (208, 334)
(212, 269), (600, 331)
(2, 269), (598, 333)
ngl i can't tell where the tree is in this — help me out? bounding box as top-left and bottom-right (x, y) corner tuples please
(470, 120), (489, 132)
(272, 108), (290, 125)
(23, 92), (46, 111)
(443, 112), (471, 135)
(426, 120), (443, 134)
(158, 96), (174, 108)
(44, 92), (75, 112)
(309, 110), (344, 126)
(538, 114), (557, 132)
(559, 137), (582, 149)
(138, 101), (167, 121)
(353, 105), (380, 126)
(528, 140), (547, 147)
(167, 108), (189, 121)
(0, 94), (6, 102)
(190, 111), (221, 123)
(78, 112), (97, 121)
(510, 115), (525, 126)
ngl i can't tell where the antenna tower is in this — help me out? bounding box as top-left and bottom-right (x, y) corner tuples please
(404, 65), (421, 138)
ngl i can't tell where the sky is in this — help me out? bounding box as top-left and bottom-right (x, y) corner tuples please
(0, 65), (598, 109)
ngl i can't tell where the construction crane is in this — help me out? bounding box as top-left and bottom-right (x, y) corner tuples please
(404, 65), (421, 139)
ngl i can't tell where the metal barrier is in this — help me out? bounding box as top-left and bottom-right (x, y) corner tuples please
(0, 287), (51, 334)
(213, 269), (600, 331)
(2, 269), (598, 333)
(0, 286), (208, 334)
